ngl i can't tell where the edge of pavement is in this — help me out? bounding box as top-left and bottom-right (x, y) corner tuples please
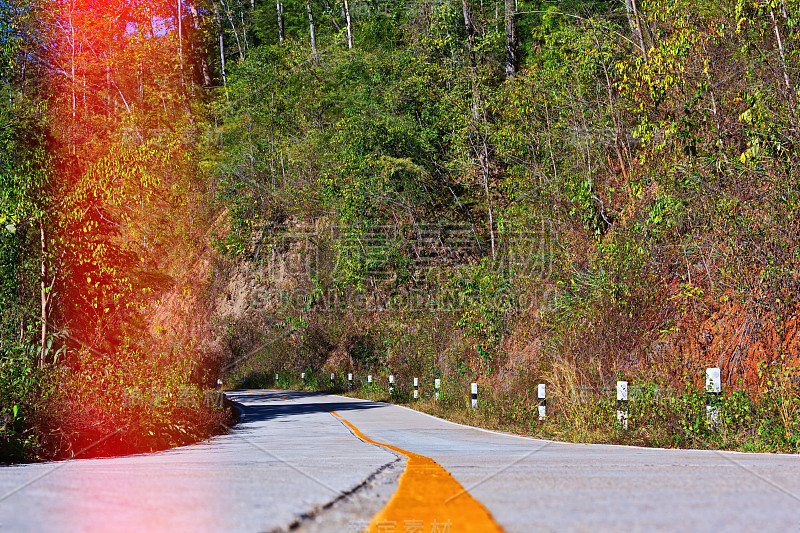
(250, 390), (800, 458)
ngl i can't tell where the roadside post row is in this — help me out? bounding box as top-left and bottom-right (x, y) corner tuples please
(279, 371), (541, 411)
(617, 381), (628, 429)
(706, 367), (721, 427)
(538, 384), (546, 420)
(270, 368), (723, 426)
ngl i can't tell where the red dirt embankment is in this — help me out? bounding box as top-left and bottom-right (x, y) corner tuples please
(674, 295), (799, 392)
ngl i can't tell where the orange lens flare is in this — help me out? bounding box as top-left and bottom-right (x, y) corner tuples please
(45, 0), (206, 457)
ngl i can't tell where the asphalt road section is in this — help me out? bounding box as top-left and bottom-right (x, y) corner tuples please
(0, 391), (399, 532)
(328, 394), (800, 532)
(2, 390), (800, 532)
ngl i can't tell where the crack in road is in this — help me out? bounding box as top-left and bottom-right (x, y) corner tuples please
(271, 456), (405, 533)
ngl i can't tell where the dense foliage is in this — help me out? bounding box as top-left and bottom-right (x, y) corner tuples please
(212, 0), (799, 449)
(1, 0), (51, 461)
(1, 0), (228, 462)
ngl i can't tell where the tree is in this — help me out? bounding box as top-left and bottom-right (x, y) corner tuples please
(1, 0), (54, 459)
(277, 0), (285, 43)
(307, 0), (318, 59)
(505, 0), (517, 78)
(343, 0), (352, 49)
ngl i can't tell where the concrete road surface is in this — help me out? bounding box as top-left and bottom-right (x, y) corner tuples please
(1, 390), (800, 532)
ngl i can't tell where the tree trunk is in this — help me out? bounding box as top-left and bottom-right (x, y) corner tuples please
(221, 0), (245, 60)
(39, 223), (47, 369)
(481, 135), (496, 261)
(214, 2), (227, 88)
(625, 0), (647, 58)
(307, 0), (318, 61)
(591, 30), (629, 179)
(470, 84), (496, 261)
(544, 100), (558, 181)
(188, 2), (213, 86)
(69, 8), (76, 156)
(177, 0), (184, 79)
(344, 0), (353, 49)
(106, 66), (112, 116)
(324, 0), (343, 33)
(770, 8), (798, 126)
(177, 0), (193, 122)
(277, 0), (285, 43)
(462, 0), (475, 66)
(699, 41), (727, 160)
(504, 0), (516, 79)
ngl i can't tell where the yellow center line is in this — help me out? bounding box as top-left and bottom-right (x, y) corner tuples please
(330, 411), (505, 533)
(246, 392), (504, 530)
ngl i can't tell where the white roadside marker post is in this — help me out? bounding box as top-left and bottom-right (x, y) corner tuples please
(413, 377), (419, 399)
(275, 373), (279, 386)
(389, 375), (394, 396)
(706, 367), (721, 428)
(435, 378), (441, 401)
(617, 381), (629, 429)
(537, 384), (546, 420)
(348, 373), (353, 391)
(368, 374), (373, 391)
(471, 382), (478, 409)
(330, 372), (335, 389)
(301, 372), (306, 384)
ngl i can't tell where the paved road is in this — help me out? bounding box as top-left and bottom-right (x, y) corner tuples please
(2, 390), (800, 532)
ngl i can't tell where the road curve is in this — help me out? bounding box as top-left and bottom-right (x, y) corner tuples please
(1, 390), (800, 532)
